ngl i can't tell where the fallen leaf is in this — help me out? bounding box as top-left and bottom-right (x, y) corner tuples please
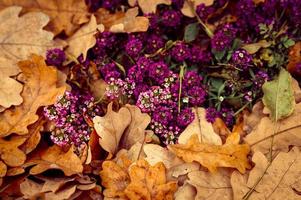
(168, 135), (251, 173)
(178, 107), (222, 145)
(287, 41), (301, 75)
(28, 145), (83, 176)
(242, 40), (271, 54)
(187, 169), (233, 200)
(66, 15), (104, 60)
(136, 0), (172, 14)
(231, 147), (301, 200)
(0, 0), (90, 36)
(0, 161), (7, 177)
(0, 137), (27, 167)
(174, 183), (196, 200)
(0, 55), (66, 137)
(181, 0), (214, 17)
(95, 8), (125, 30)
(245, 103), (301, 154)
(243, 101), (266, 133)
(6, 167), (25, 176)
(93, 103), (131, 157)
(292, 78), (301, 103)
(20, 178), (44, 199)
(262, 68), (295, 121)
(0, 6), (58, 109)
(119, 104), (151, 150)
(109, 7), (149, 33)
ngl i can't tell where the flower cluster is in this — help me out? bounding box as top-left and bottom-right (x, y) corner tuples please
(46, 48), (66, 67)
(44, 91), (100, 148)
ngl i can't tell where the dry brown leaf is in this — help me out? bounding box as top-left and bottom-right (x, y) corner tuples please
(100, 159), (178, 200)
(243, 101), (266, 133)
(20, 178), (44, 199)
(6, 167), (25, 176)
(93, 103), (131, 157)
(245, 102), (301, 154)
(28, 145), (83, 176)
(179, 107), (222, 145)
(231, 147), (301, 200)
(0, 6), (58, 109)
(0, 161), (7, 177)
(174, 183), (196, 200)
(109, 7), (149, 33)
(135, 0), (171, 14)
(0, 55), (66, 137)
(0, 137), (27, 167)
(292, 78), (301, 103)
(95, 8), (125, 30)
(287, 41), (301, 75)
(93, 103), (150, 157)
(66, 15), (104, 60)
(242, 40), (271, 54)
(0, 0), (90, 36)
(181, 0), (214, 17)
(120, 105), (151, 150)
(168, 134), (251, 173)
(187, 169), (233, 200)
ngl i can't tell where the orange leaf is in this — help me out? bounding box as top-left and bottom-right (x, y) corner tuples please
(0, 55), (66, 137)
(0, 137), (27, 167)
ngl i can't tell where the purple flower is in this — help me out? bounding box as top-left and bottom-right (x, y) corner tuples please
(96, 31), (117, 50)
(196, 3), (215, 21)
(153, 106), (174, 126)
(254, 70), (269, 88)
(205, 107), (220, 123)
(146, 34), (165, 54)
(189, 45), (211, 63)
(125, 38), (143, 57)
(172, 0), (184, 9)
(183, 71), (203, 87)
(188, 86), (206, 106)
(221, 108), (234, 126)
(177, 107), (194, 127)
(149, 61), (170, 84)
(171, 41), (190, 62)
(231, 49), (252, 70)
(100, 62), (121, 81)
(162, 10), (182, 27)
(46, 48), (66, 66)
(211, 24), (237, 51)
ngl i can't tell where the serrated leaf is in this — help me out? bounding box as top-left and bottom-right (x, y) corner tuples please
(262, 68), (295, 121)
(184, 23), (200, 42)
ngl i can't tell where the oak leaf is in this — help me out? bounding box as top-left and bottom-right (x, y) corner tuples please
(66, 15), (104, 60)
(132, 0), (172, 14)
(93, 103), (150, 157)
(231, 147), (301, 200)
(168, 135), (251, 173)
(0, 6), (57, 109)
(28, 145), (83, 176)
(181, 0), (214, 17)
(100, 159), (178, 200)
(0, 55), (66, 137)
(109, 7), (149, 33)
(0, 0), (90, 36)
(187, 169), (233, 200)
(245, 103), (301, 154)
(0, 137), (27, 167)
(174, 183), (196, 200)
(179, 107), (222, 145)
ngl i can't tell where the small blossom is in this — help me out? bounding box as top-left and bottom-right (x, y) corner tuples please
(46, 48), (66, 66)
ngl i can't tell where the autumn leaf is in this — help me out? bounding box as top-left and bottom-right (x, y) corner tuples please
(100, 158), (178, 199)
(187, 169), (233, 200)
(0, 6), (58, 109)
(0, 137), (27, 167)
(242, 40), (271, 54)
(287, 41), (301, 75)
(0, 161), (7, 178)
(0, 55), (66, 137)
(109, 7), (149, 33)
(0, 0), (90, 36)
(66, 15), (104, 60)
(181, 0), (214, 17)
(27, 145), (83, 176)
(131, 0), (172, 14)
(244, 103), (301, 155)
(231, 147), (301, 200)
(262, 68), (295, 121)
(168, 135), (251, 173)
(178, 107), (222, 145)
(93, 103), (150, 157)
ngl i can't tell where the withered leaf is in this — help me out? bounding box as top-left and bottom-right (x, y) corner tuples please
(168, 135), (251, 173)
(0, 55), (66, 137)
(242, 40), (271, 54)
(181, 0), (214, 17)
(0, 74), (23, 109)
(66, 15), (104, 60)
(287, 41), (301, 75)
(29, 145), (83, 176)
(231, 147), (301, 200)
(134, 0), (172, 14)
(178, 107), (222, 145)
(0, 137), (27, 167)
(109, 7), (149, 33)
(245, 103), (301, 154)
(0, 0), (90, 36)
(0, 161), (7, 177)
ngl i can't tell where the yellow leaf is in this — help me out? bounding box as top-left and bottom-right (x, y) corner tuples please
(181, 0), (214, 17)
(0, 55), (66, 137)
(242, 40), (271, 54)
(231, 147), (301, 200)
(168, 135), (251, 173)
(109, 7), (149, 33)
(66, 15), (104, 60)
(0, 137), (27, 167)
(0, 0), (90, 36)
(137, 0), (171, 14)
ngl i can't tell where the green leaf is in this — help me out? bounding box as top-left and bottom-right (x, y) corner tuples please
(262, 68), (295, 121)
(184, 23), (200, 42)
